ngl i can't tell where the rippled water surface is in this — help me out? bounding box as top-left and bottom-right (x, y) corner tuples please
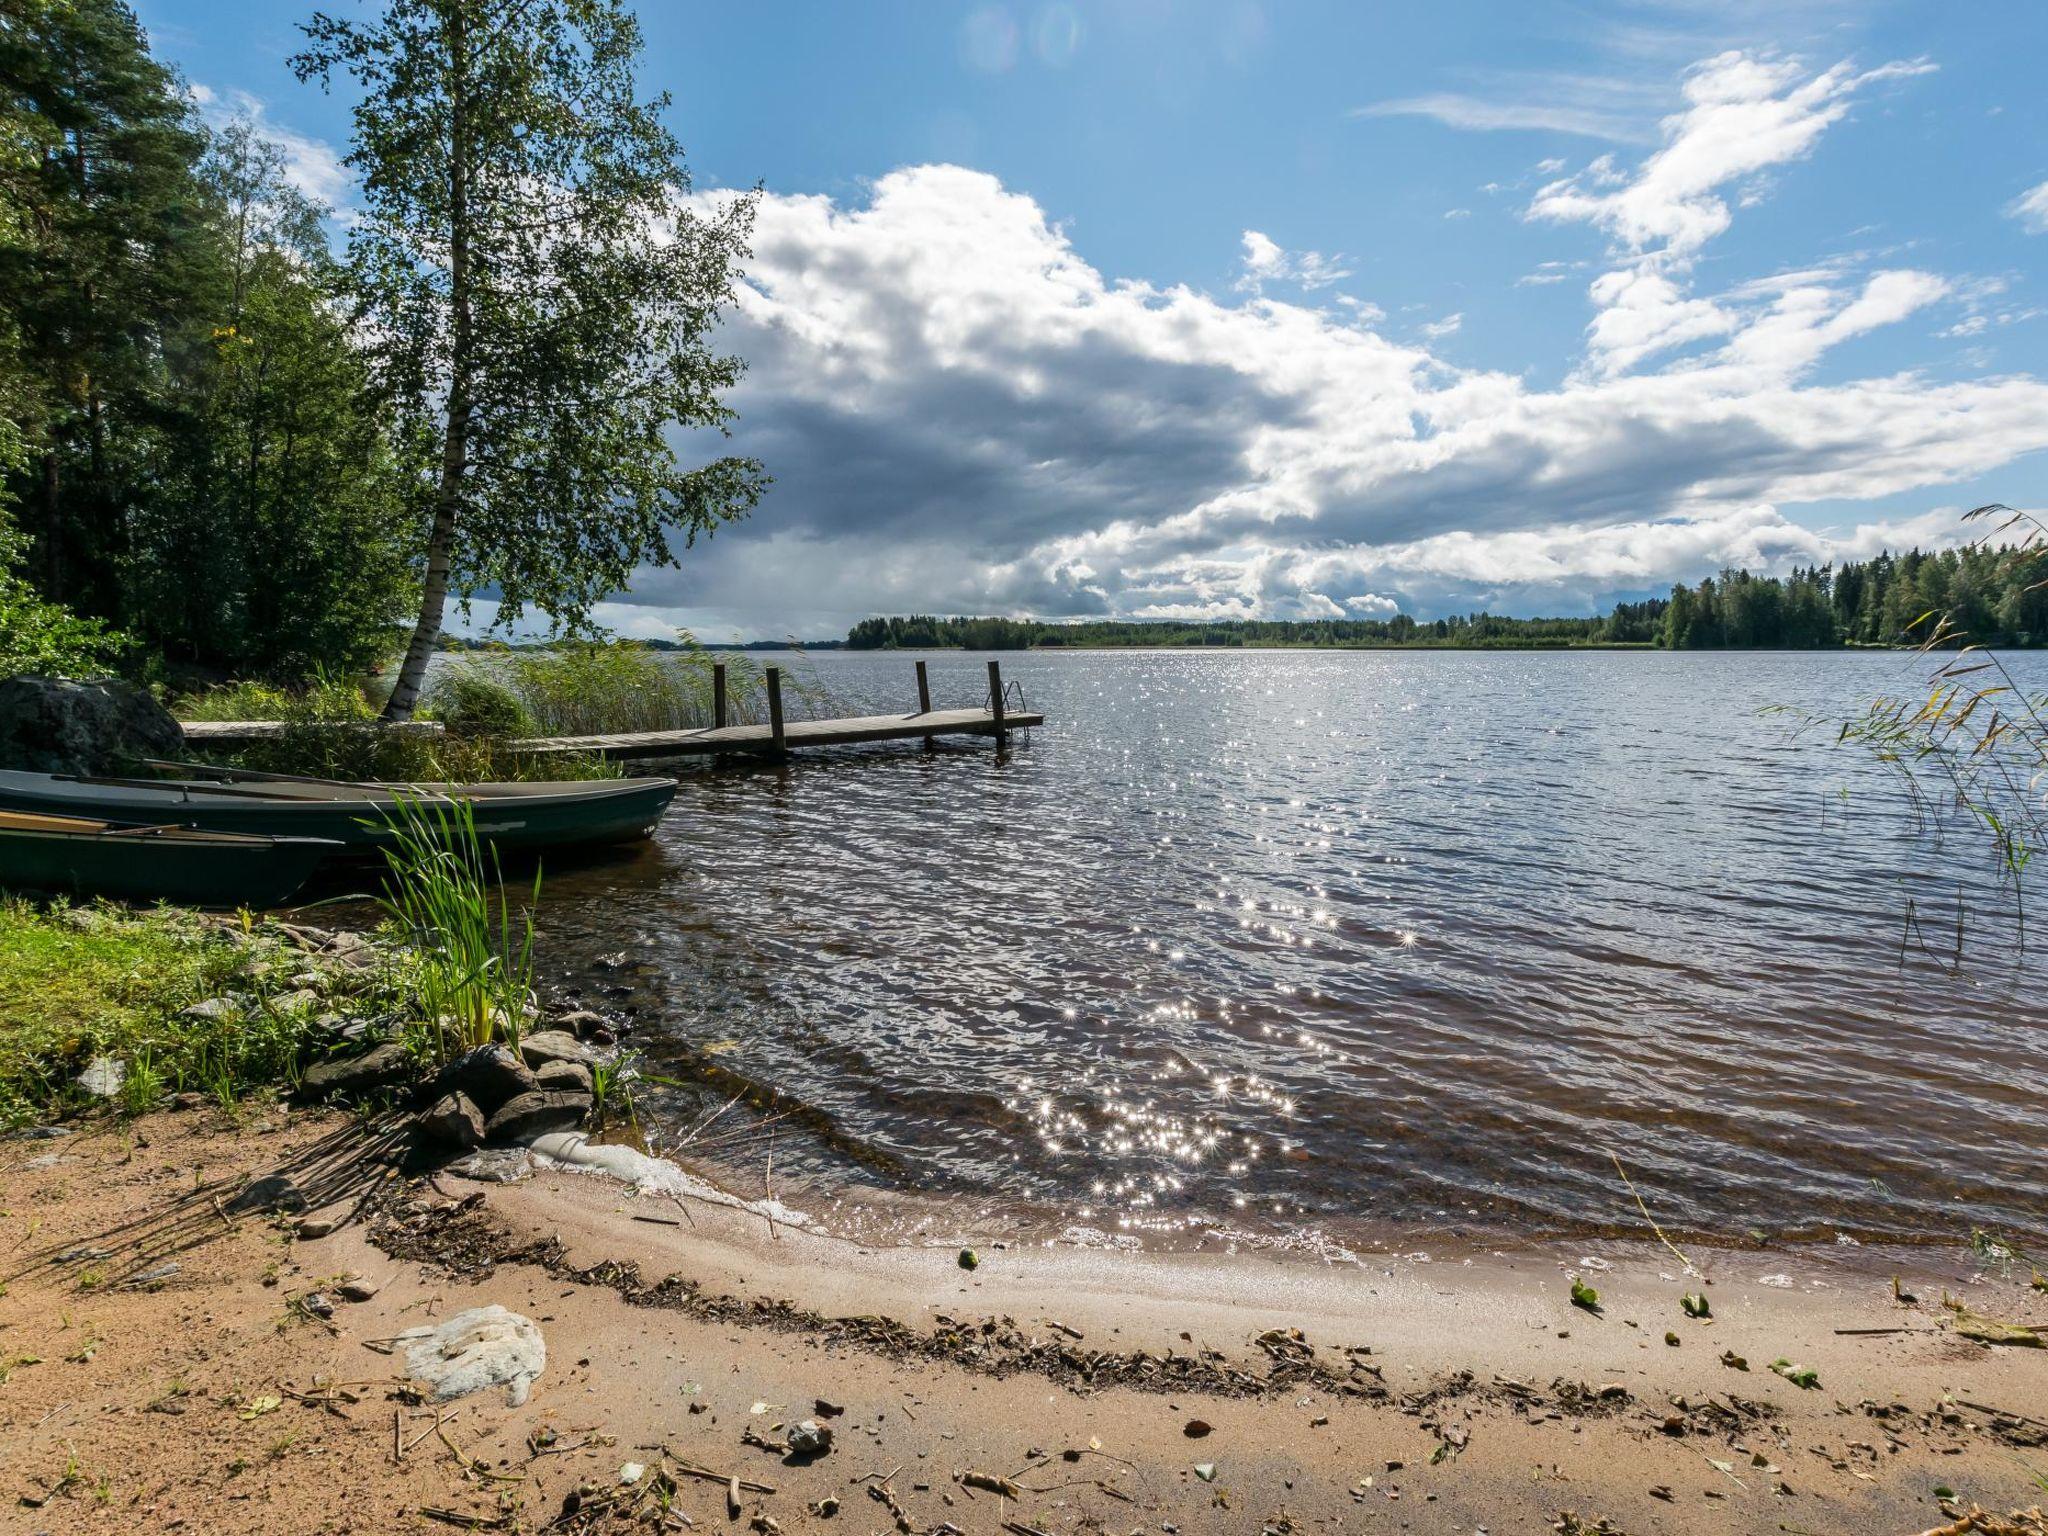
(529, 649), (2048, 1248)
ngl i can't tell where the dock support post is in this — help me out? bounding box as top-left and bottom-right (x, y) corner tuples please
(766, 665), (786, 753)
(987, 659), (1007, 742)
(713, 663), (728, 729)
(916, 660), (934, 750)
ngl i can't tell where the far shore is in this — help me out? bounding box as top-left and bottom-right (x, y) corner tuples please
(4, 1105), (2043, 1536)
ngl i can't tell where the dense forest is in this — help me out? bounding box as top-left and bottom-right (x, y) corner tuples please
(848, 545), (2048, 651)
(0, 0), (757, 711)
(0, 1), (417, 680)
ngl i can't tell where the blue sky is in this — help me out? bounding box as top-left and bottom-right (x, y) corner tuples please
(140, 0), (2048, 637)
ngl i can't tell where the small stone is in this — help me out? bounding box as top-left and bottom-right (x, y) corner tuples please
(336, 1276), (381, 1303)
(76, 1055), (127, 1098)
(303, 1292), (335, 1319)
(227, 1174), (306, 1215)
(958, 1248), (979, 1271)
(518, 1030), (597, 1070)
(446, 1148), (534, 1184)
(786, 1420), (834, 1459)
(299, 1041), (415, 1100)
(484, 1090), (591, 1143)
(553, 1008), (612, 1040)
(180, 997), (236, 1022)
(296, 1215), (340, 1240)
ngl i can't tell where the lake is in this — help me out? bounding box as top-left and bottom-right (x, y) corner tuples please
(528, 648), (2048, 1252)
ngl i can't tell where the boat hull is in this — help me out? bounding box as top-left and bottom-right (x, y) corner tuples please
(0, 822), (334, 908)
(0, 773), (676, 854)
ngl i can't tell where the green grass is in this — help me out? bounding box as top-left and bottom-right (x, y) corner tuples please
(0, 900), (403, 1127)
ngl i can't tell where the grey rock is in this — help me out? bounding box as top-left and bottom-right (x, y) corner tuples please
(335, 1276), (381, 1303)
(24, 1152), (65, 1169)
(267, 988), (321, 1015)
(0, 674), (183, 776)
(396, 1305), (546, 1406)
(553, 1008), (613, 1039)
(296, 1215), (340, 1240)
(518, 1030), (596, 1070)
(53, 1245), (112, 1264)
(445, 1148), (534, 1184)
(534, 1059), (594, 1096)
(484, 1089), (592, 1143)
(122, 1261), (181, 1289)
(12, 1124), (73, 1139)
(785, 1419), (834, 1460)
(227, 1174), (306, 1215)
(76, 1055), (126, 1098)
(170, 1092), (207, 1111)
(303, 1292), (335, 1320)
(419, 1091), (486, 1149)
(181, 997), (237, 1023)
(299, 1041), (416, 1100)
(438, 1044), (537, 1114)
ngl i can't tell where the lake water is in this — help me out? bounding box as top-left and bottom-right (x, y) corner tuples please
(529, 648), (2048, 1251)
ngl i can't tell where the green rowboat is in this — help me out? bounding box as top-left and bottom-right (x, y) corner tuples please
(0, 810), (337, 908)
(0, 770), (676, 855)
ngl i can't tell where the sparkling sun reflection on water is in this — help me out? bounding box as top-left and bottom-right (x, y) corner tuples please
(530, 648), (2048, 1252)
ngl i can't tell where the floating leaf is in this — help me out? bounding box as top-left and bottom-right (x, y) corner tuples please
(1680, 1292), (1710, 1318)
(1569, 1276), (1600, 1312)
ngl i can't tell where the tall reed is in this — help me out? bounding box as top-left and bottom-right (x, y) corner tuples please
(375, 796), (541, 1064)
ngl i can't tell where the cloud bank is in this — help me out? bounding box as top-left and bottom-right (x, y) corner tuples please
(610, 52), (2046, 636)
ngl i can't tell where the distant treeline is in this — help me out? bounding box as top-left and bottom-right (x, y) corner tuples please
(847, 545), (2048, 651)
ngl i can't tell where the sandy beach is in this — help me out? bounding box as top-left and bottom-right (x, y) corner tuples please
(2, 1106), (2043, 1535)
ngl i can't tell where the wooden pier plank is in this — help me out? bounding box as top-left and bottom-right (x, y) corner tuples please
(179, 707), (1041, 757)
(513, 706), (1042, 758)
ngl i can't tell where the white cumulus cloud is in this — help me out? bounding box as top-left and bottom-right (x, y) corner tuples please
(593, 147), (2048, 637)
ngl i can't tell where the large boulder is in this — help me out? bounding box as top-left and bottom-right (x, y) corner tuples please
(484, 1090), (591, 1143)
(418, 1091), (487, 1149)
(0, 675), (184, 775)
(436, 1043), (538, 1115)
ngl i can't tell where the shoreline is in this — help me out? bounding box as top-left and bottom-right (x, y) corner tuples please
(4, 1107), (2044, 1535)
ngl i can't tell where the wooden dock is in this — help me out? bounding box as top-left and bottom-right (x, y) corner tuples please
(180, 660), (1040, 761)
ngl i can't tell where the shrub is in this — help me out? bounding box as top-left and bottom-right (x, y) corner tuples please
(426, 670), (534, 738)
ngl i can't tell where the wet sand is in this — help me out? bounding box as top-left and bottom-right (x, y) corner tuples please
(2, 1107), (2044, 1535)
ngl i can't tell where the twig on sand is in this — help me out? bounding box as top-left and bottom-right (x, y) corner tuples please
(1611, 1152), (1695, 1275)
(636, 1449), (774, 1494)
(420, 1509), (508, 1530)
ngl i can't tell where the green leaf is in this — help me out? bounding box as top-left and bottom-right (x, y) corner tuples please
(1569, 1276), (1600, 1312)
(1680, 1292), (1710, 1318)
(1768, 1358), (1819, 1389)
